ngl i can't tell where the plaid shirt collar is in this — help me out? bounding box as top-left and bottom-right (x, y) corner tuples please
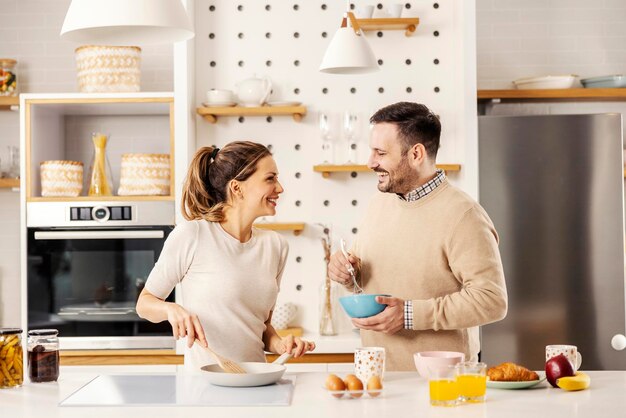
(399, 169), (446, 202)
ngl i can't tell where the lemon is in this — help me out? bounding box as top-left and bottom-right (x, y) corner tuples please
(556, 372), (590, 391)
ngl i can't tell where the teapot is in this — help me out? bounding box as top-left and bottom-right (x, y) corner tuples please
(236, 75), (272, 107)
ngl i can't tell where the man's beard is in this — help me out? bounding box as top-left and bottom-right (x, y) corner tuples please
(375, 160), (415, 194)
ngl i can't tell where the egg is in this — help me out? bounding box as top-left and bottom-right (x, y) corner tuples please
(325, 374), (346, 397)
(345, 375), (364, 398)
(343, 374), (360, 386)
(367, 375), (383, 397)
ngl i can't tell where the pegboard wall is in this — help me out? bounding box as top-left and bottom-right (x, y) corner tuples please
(192, 0), (476, 334)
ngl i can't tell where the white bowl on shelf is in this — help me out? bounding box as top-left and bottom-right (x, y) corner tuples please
(513, 75), (577, 90)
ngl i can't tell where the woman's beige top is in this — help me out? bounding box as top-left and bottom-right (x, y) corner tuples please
(145, 220), (289, 370)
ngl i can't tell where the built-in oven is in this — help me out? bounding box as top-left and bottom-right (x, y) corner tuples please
(26, 201), (176, 350)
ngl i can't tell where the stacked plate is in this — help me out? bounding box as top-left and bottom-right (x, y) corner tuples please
(513, 75), (577, 89)
(580, 75), (626, 88)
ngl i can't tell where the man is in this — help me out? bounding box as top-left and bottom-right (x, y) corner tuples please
(329, 102), (508, 371)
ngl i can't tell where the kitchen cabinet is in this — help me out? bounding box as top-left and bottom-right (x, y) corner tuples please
(313, 164), (462, 178)
(196, 105), (307, 123)
(59, 350), (353, 366)
(22, 93), (175, 202)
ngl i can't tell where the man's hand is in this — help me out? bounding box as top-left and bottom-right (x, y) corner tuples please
(329, 250), (360, 286)
(351, 296), (405, 335)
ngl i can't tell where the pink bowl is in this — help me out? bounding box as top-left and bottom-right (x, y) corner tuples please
(413, 351), (465, 378)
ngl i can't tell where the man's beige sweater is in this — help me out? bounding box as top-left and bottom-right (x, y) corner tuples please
(353, 180), (508, 371)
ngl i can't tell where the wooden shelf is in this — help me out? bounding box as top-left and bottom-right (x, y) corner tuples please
(0, 96), (19, 110)
(357, 17), (420, 36)
(60, 349), (352, 365)
(478, 88), (626, 101)
(314, 164), (461, 178)
(254, 222), (305, 236)
(27, 195), (174, 202)
(0, 178), (19, 188)
(196, 105), (307, 123)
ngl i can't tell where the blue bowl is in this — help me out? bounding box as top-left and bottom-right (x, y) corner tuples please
(339, 294), (391, 318)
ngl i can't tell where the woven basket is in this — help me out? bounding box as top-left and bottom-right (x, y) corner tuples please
(118, 153), (170, 196)
(75, 45), (141, 93)
(40, 160), (83, 197)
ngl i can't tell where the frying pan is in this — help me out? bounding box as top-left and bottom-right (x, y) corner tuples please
(200, 352), (292, 387)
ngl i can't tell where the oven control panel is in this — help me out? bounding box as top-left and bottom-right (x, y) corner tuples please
(70, 205), (132, 222)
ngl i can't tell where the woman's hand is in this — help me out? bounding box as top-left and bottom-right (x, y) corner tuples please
(272, 334), (316, 358)
(164, 302), (208, 348)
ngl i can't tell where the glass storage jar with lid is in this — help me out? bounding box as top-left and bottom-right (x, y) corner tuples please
(27, 329), (59, 383)
(0, 328), (23, 388)
(0, 59), (17, 96)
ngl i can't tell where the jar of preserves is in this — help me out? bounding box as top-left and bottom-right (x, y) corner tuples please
(27, 329), (59, 383)
(0, 59), (17, 96)
(0, 328), (23, 389)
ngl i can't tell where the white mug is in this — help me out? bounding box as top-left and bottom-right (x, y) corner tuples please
(355, 347), (385, 383)
(387, 4), (403, 18)
(355, 5), (374, 19)
(206, 89), (234, 104)
(546, 344), (582, 370)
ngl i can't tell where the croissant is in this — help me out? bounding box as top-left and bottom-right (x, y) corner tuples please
(487, 362), (539, 381)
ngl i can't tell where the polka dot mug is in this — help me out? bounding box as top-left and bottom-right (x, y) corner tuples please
(545, 344), (582, 371)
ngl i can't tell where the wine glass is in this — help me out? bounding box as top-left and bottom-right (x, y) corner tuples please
(343, 111), (358, 164)
(319, 111), (334, 164)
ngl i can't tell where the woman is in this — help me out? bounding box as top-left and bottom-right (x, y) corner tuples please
(136, 141), (315, 369)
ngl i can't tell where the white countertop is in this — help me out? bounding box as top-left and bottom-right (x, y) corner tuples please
(301, 330), (361, 353)
(2, 367), (626, 417)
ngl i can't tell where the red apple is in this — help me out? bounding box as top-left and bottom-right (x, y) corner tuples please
(545, 354), (575, 388)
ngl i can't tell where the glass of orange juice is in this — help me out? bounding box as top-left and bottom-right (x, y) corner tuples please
(429, 365), (458, 407)
(455, 361), (487, 403)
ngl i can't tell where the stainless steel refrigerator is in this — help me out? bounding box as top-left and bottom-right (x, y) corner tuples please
(479, 113), (626, 370)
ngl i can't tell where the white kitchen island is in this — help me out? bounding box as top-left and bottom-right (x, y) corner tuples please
(2, 367), (625, 418)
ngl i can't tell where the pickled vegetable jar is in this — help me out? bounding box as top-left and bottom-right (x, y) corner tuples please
(0, 328), (23, 388)
(0, 59), (17, 96)
(27, 329), (59, 383)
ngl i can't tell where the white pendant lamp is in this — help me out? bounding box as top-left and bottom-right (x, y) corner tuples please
(319, 11), (379, 74)
(60, 0), (194, 45)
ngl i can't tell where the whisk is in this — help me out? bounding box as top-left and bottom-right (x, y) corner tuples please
(340, 238), (364, 294)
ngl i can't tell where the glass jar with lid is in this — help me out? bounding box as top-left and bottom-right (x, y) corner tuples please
(0, 328), (23, 388)
(27, 329), (59, 383)
(0, 59), (17, 96)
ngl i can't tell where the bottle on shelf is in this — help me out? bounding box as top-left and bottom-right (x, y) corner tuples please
(88, 132), (113, 196)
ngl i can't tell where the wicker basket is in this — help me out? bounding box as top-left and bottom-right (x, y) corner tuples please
(40, 160), (83, 197)
(118, 153), (170, 196)
(75, 45), (141, 93)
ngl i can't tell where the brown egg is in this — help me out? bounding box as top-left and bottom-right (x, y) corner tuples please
(343, 374), (360, 386)
(367, 375), (383, 397)
(345, 375), (364, 398)
(325, 374), (346, 398)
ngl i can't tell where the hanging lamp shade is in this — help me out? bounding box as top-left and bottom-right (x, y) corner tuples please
(319, 12), (379, 74)
(60, 0), (194, 45)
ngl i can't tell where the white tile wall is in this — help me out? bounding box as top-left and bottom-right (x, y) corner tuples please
(0, 0), (174, 327)
(477, 0), (626, 89)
